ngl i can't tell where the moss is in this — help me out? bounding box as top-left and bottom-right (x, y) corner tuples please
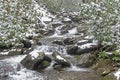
(41, 60), (50, 68)
(102, 74), (116, 80)
(8, 50), (23, 56)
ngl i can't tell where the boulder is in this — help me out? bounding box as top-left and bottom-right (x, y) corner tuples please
(51, 21), (63, 27)
(52, 51), (71, 70)
(44, 29), (55, 36)
(63, 38), (75, 45)
(21, 50), (51, 71)
(21, 40), (32, 48)
(38, 29), (46, 35)
(76, 53), (95, 68)
(67, 46), (78, 54)
(60, 30), (68, 34)
(67, 43), (98, 55)
(77, 40), (89, 45)
(38, 22), (45, 28)
(41, 17), (53, 24)
(52, 40), (64, 45)
(62, 17), (72, 23)
(37, 41), (42, 46)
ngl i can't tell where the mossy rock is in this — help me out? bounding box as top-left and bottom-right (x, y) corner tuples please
(8, 49), (23, 56)
(93, 59), (115, 76)
(76, 53), (95, 68)
(37, 60), (51, 72)
(93, 59), (112, 69)
(102, 74), (116, 80)
(41, 60), (50, 68)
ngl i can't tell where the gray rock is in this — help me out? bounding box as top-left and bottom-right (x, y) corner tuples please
(21, 40), (32, 48)
(41, 17), (53, 24)
(37, 41), (42, 46)
(63, 38), (75, 45)
(51, 21), (63, 27)
(62, 17), (72, 23)
(77, 40), (89, 45)
(52, 51), (71, 70)
(60, 30), (68, 34)
(21, 51), (51, 71)
(67, 46), (78, 54)
(67, 44), (98, 55)
(44, 29), (55, 36)
(52, 40), (64, 45)
(38, 23), (45, 28)
(76, 53), (94, 68)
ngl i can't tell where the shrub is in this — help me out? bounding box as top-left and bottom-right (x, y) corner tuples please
(79, 0), (120, 49)
(0, 0), (40, 48)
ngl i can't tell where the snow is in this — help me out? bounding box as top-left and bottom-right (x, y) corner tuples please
(68, 28), (77, 34)
(0, 51), (9, 55)
(105, 52), (112, 55)
(56, 55), (66, 61)
(78, 40), (88, 43)
(114, 69), (120, 80)
(79, 43), (98, 49)
(63, 17), (71, 22)
(85, 36), (94, 39)
(41, 17), (52, 23)
(29, 50), (40, 60)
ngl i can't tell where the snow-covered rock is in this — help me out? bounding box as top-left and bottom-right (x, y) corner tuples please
(41, 17), (53, 24)
(52, 51), (71, 70)
(21, 50), (51, 71)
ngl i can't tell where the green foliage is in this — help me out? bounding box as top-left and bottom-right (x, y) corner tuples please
(0, 0), (40, 47)
(40, 0), (62, 14)
(79, 0), (120, 47)
(98, 51), (108, 59)
(78, 0), (120, 60)
(112, 51), (120, 62)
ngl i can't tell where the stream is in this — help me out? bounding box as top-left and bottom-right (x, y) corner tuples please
(0, 1), (103, 80)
